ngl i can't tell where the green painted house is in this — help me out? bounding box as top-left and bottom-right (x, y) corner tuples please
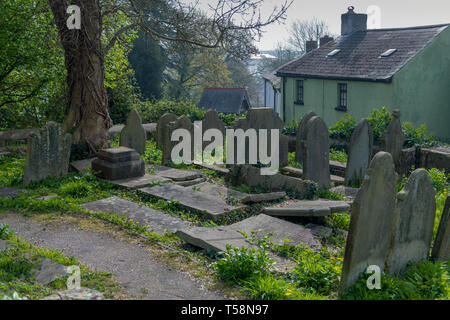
(277, 7), (450, 142)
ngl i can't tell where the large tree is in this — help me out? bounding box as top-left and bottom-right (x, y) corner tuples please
(288, 17), (330, 53)
(48, 0), (292, 152)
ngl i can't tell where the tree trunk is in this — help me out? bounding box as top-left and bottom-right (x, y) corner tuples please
(49, 0), (112, 152)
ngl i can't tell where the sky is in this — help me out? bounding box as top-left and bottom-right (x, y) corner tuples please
(191, 0), (450, 51)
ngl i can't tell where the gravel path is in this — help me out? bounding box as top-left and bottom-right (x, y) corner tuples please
(0, 213), (225, 300)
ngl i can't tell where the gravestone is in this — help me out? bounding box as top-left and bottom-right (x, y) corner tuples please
(230, 108), (288, 167)
(345, 119), (373, 187)
(302, 116), (330, 189)
(338, 152), (398, 295)
(92, 147), (145, 180)
(157, 113), (177, 149)
(201, 110), (226, 163)
(23, 122), (72, 186)
(431, 195), (450, 261)
(385, 169), (436, 274)
(119, 109), (146, 155)
(295, 111), (317, 163)
(162, 116), (194, 165)
(382, 109), (405, 172)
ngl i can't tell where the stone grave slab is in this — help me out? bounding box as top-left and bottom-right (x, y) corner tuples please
(33, 258), (68, 285)
(229, 214), (321, 249)
(432, 195), (450, 261)
(194, 163), (230, 175)
(106, 174), (170, 189)
(0, 187), (24, 198)
(330, 186), (360, 199)
(240, 192), (286, 204)
(192, 182), (247, 202)
(139, 184), (241, 221)
(176, 178), (205, 187)
(281, 166), (344, 186)
(70, 158), (96, 175)
(82, 197), (187, 234)
(263, 200), (351, 217)
(147, 164), (203, 181)
(306, 224), (333, 239)
(92, 147), (145, 180)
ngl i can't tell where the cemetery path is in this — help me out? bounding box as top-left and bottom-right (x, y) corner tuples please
(0, 213), (226, 300)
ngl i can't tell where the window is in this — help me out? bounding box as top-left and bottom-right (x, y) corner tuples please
(295, 80), (304, 105)
(327, 49), (341, 57)
(380, 49), (397, 58)
(337, 83), (347, 110)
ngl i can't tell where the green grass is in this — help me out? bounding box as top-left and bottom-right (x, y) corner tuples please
(329, 149), (348, 163)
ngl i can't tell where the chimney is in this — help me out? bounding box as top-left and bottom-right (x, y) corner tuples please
(341, 6), (367, 36)
(305, 40), (318, 53)
(320, 35), (334, 47)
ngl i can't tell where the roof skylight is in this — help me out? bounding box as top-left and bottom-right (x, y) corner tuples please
(380, 49), (397, 57)
(327, 49), (341, 57)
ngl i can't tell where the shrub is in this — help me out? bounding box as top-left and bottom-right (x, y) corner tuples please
(428, 168), (448, 194)
(402, 122), (437, 148)
(58, 181), (93, 198)
(136, 100), (199, 123)
(0, 224), (15, 240)
(329, 113), (357, 142)
(214, 246), (274, 285)
(329, 148), (348, 163)
(367, 107), (392, 145)
(282, 118), (299, 135)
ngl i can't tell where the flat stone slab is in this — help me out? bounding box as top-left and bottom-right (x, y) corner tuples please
(82, 197), (187, 234)
(139, 184), (242, 221)
(192, 182), (248, 202)
(106, 174), (170, 189)
(306, 224), (333, 238)
(177, 214), (320, 252)
(147, 164), (203, 181)
(0, 187), (24, 198)
(195, 163), (230, 175)
(176, 177), (205, 187)
(330, 186), (360, 199)
(263, 200), (351, 217)
(229, 214), (321, 249)
(281, 166), (344, 185)
(241, 192), (286, 204)
(33, 258), (68, 285)
(70, 158), (96, 174)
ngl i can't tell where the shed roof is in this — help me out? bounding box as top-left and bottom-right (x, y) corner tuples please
(198, 88), (251, 114)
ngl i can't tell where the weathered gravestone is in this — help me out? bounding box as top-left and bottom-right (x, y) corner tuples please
(119, 109), (146, 155)
(162, 115), (194, 165)
(295, 111), (317, 163)
(230, 108), (288, 168)
(92, 147), (145, 180)
(201, 109), (226, 164)
(338, 152), (397, 295)
(302, 116), (330, 189)
(156, 113), (177, 149)
(345, 119), (373, 187)
(385, 169), (436, 274)
(24, 122), (72, 186)
(382, 109), (405, 172)
(431, 195), (450, 261)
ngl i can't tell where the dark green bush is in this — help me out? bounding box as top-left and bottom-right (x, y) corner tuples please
(402, 122), (437, 148)
(329, 113), (357, 142)
(366, 107), (392, 145)
(282, 118), (299, 135)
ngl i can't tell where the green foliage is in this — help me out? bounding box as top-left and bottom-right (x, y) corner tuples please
(282, 119), (299, 135)
(136, 100), (199, 123)
(325, 212), (351, 231)
(242, 275), (326, 300)
(0, 224), (15, 240)
(143, 140), (162, 165)
(317, 189), (345, 201)
(402, 122), (437, 148)
(367, 107), (392, 145)
(343, 259), (449, 300)
(329, 148), (348, 163)
(218, 112), (246, 126)
(428, 168), (448, 194)
(0, 255), (34, 282)
(58, 181), (93, 198)
(214, 246), (274, 285)
(292, 246), (342, 295)
(329, 113), (357, 142)
(0, 155), (25, 187)
(288, 152), (302, 169)
(435, 191), (449, 238)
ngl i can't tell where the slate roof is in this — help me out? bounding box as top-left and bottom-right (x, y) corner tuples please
(262, 71), (281, 89)
(198, 88), (251, 114)
(277, 24), (450, 83)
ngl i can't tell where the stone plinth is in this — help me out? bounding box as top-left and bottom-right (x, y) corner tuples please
(92, 147), (144, 181)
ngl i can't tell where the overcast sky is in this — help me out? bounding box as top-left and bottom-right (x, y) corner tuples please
(193, 0), (450, 51)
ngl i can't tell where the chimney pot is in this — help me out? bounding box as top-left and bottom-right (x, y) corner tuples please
(320, 35), (334, 47)
(341, 6), (367, 36)
(305, 40), (318, 53)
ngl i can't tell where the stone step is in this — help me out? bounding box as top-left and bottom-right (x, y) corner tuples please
(280, 166), (345, 186)
(263, 199), (351, 217)
(81, 196), (188, 234)
(139, 184), (242, 221)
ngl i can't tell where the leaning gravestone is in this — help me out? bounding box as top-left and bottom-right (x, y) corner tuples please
(338, 152), (398, 295)
(156, 113), (178, 149)
(24, 122), (72, 186)
(385, 169), (436, 274)
(345, 119), (373, 187)
(230, 108), (288, 168)
(162, 115), (194, 165)
(119, 109), (146, 155)
(431, 195), (450, 261)
(295, 111), (317, 163)
(302, 116), (330, 189)
(382, 109), (405, 172)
